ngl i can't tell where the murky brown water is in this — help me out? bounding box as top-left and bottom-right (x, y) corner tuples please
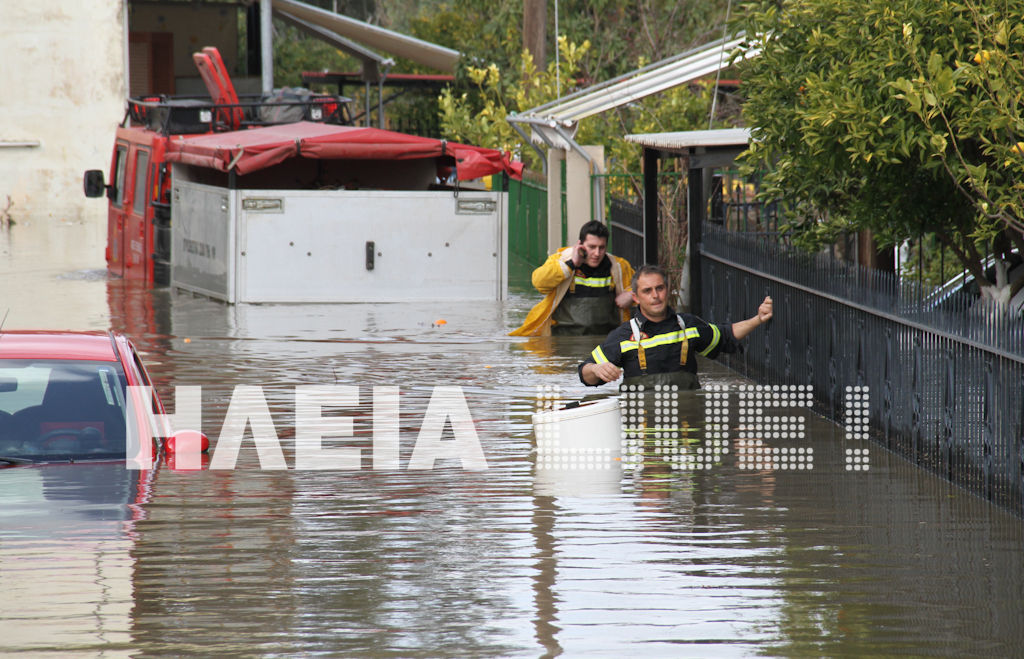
(2, 220), (1023, 657)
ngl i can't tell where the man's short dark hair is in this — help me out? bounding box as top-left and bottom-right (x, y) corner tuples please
(578, 220), (609, 242)
(631, 264), (668, 292)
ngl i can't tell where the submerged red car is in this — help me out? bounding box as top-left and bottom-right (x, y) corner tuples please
(0, 331), (175, 466)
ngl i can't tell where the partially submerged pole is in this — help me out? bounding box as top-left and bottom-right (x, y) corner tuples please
(261, 0), (274, 94)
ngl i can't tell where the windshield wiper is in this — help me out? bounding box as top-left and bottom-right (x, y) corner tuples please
(0, 455), (34, 465)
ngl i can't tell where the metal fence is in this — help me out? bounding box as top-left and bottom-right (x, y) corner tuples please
(709, 170), (781, 235)
(503, 177), (548, 286)
(608, 197), (644, 269)
(700, 224), (1024, 515)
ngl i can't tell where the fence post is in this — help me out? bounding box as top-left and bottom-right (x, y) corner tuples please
(687, 165), (704, 316)
(643, 149), (659, 266)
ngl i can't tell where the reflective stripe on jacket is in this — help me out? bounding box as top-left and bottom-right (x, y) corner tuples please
(509, 247), (634, 337)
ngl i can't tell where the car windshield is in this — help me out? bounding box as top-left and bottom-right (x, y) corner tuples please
(0, 359), (129, 463)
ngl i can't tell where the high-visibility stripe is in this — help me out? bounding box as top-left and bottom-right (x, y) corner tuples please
(573, 275), (612, 288)
(619, 329), (691, 353)
(677, 316), (695, 366)
(592, 346), (610, 364)
(699, 324), (721, 356)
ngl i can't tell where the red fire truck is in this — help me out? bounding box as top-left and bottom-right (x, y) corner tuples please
(84, 47), (349, 285)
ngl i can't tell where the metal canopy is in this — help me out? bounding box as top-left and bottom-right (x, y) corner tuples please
(271, 0), (460, 73)
(274, 9), (394, 83)
(624, 127), (751, 150)
(508, 35), (759, 150)
(626, 127), (752, 167)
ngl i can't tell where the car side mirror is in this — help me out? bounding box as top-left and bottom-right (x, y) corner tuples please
(164, 430), (211, 470)
(0, 376), (16, 393)
(165, 430), (210, 455)
(83, 169), (108, 198)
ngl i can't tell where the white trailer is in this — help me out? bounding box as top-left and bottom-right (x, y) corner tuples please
(165, 122), (520, 304)
(171, 179), (506, 303)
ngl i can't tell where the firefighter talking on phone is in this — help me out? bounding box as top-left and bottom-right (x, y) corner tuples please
(510, 220), (635, 337)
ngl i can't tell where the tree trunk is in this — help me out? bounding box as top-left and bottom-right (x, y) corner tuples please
(523, 0), (546, 70)
(857, 230), (894, 272)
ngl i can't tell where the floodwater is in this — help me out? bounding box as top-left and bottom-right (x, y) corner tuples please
(2, 219), (1023, 657)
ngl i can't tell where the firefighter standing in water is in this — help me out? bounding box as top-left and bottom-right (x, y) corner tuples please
(510, 221), (635, 337)
(579, 264), (773, 390)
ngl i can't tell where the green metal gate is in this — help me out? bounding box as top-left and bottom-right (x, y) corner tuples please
(501, 176), (549, 288)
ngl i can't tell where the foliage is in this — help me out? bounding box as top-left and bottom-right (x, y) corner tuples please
(437, 37), (591, 172)
(437, 37), (722, 176)
(891, 3), (1024, 245)
(401, 0), (731, 176)
(551, 0), (732, 81)
(402, 2), (522, 73)
(384, 0), (731, 82)
(270, 0), (378, 86)
(268, 0), (733, 174)
(272, 23), (362, 88)
(734, 0), (1024, 299)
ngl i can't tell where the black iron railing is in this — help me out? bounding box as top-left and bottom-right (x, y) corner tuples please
(700, 224), (1024, 515)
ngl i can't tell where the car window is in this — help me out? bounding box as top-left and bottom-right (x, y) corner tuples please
(0, 360), (128, 414)
(0, 365), (50, 414)
(0, 360), (131, 461)
(129, 346), (162, 414)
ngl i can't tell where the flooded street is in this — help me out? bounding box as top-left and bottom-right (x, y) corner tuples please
(2, 220), (1023, 657)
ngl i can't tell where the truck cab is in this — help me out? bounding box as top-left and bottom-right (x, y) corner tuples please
(85, 47), (350, 285)
(95, 126), (171, 282)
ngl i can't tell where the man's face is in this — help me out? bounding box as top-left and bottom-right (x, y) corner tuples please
(632, 272), (668, 320)
(581, 234), (608, 268)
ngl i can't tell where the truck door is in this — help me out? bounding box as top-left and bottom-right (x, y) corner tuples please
(106, 144), (129, 277)
(123, 146), (152, 280)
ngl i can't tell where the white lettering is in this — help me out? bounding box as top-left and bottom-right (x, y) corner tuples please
(209, 385), (287, 470)
(372, 386), (400, 470)
(294, 386), (361, 470)
(408, 386), (488, 470)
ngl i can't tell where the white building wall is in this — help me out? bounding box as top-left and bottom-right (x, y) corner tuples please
(0, 1), (126, 225)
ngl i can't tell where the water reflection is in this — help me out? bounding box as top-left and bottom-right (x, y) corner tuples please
(0, 463), (152, 656)
(1, 220), (1023, 656)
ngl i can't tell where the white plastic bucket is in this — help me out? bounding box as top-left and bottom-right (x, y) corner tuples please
(532, 397), (622, 454)
(533, 398), (623, 497)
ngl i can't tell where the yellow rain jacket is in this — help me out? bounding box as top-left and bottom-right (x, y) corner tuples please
(509, 246), (634, 336)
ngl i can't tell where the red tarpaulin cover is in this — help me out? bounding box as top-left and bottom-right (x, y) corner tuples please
(163, 121), (523, 181)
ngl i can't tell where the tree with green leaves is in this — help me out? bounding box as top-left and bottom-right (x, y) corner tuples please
(735, 0), (1024, 306)
(428, 11), (729, 176)
(270, 1), (734, 174)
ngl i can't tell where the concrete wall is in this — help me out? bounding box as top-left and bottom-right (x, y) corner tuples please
(0, 1), (126, 226)
(566, 144), (604, 244)
(545, 145), (606, 253)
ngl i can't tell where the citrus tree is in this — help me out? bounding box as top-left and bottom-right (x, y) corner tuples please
(735, 0), (1024, 304)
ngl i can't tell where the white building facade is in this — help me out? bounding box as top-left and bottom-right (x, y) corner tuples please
(0, 1), (126, 225)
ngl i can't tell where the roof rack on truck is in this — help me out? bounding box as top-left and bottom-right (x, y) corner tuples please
(84, 46), (352, 285)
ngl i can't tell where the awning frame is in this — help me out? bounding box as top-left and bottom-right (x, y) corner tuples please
(508, 34), (758, 150)
(506, 34), (758, 225)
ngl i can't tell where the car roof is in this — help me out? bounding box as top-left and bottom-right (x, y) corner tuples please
(0, 331), (120, 362)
